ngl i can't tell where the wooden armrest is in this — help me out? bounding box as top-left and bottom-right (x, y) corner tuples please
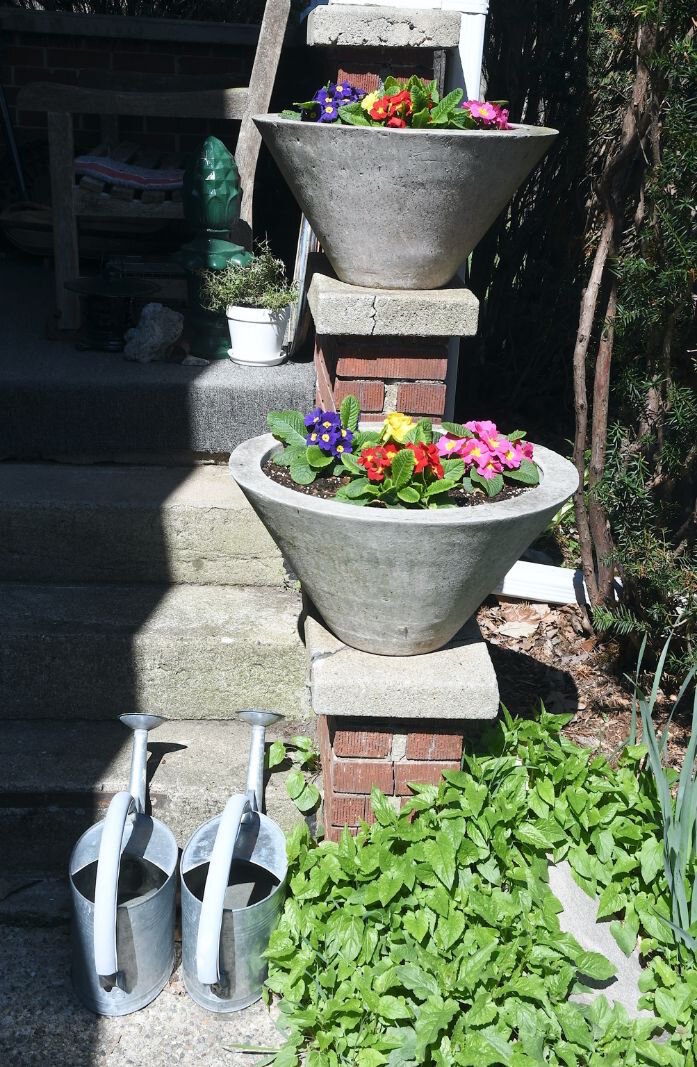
(18, 82), (249, 120)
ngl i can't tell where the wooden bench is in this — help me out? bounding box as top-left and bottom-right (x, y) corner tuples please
(17, 0), (290, 331)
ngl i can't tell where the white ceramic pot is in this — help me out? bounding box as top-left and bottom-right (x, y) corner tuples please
(226, 304), (292, 367)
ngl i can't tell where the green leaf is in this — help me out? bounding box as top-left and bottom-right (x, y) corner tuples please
(430, 88), (464, 123)
(307, 444), (334, 469)
(440, 421), (474, 438)
(424, 479), (454, 498)
(343, 477), (378, 499)
(596, 883), (626, 920)
(575, 950), (617, 982)
(506, 459), (540, 486)
(273, 444), (306, 467)
(267, 410), (306, 447)
(414, 999), (459, 1059)
(340, 394), (360, 431)
(290, 454), (316, 485)
(423, 832), (456, 889)
(515, 822), (556, 851)
(390, 448), (416, 490)
(370, 787), (398, 826)
(555, 1003), (592, 1051)
(397, 486), (421, 504)
(376, 995), (412, 1021)
(441, 458), (465, 482)
(338, 103), (371, 126)
(403, 911), (429, 942)
(639, 836), (664, 885)
(285, 770), (320, 813)
(470, 468), (504, 497)
(268, 740), (286, 769)
(340, 451), (362, 474)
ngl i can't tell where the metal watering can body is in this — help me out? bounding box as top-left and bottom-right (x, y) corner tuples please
(68, 715), (178, 1016)
(180, 710), (288, 1012)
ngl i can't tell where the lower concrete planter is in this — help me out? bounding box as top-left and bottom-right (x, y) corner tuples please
(229, 435), (578, 656)
(254, 116), (558, 290)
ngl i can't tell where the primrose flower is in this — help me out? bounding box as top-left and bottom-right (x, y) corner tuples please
(304, 407), (323, 428)
(382, 412), (415, 444)
(369, 96), (391, 122)
(520, 440), (534, 460)
(436, 435), (468, 458)
(361, 91), (379, 113)
(359, 445), (393, 482)
(462, 100), (511, 130)
(318, 103), (339, 123)
(465, 419), (498, 438)
(478, 455), (504, 480)
(500, 440), (524, 469)
(332, 426), (354, 457)
(461, 438), (490, 467)
(406, 442), (444, 479)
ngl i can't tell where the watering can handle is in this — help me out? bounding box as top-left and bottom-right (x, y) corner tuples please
(93, 790), (135, 980)
(196, 793), (250, 986)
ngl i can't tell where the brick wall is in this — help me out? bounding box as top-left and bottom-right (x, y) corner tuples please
(0, 18), (255, 156)
(315, 336), (451, 420)
(319, 715), (464, 842)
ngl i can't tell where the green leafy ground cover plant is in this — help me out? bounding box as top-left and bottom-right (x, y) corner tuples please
(261, 708), (697, 1066)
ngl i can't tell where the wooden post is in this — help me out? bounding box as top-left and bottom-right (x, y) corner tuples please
(48, 111), (81, 331)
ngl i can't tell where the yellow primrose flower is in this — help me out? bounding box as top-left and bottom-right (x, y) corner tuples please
(381, 411), (415, 443)
(361, 91), (379, 113)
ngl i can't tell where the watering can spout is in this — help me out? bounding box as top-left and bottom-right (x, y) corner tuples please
(238, 709), (284, 811)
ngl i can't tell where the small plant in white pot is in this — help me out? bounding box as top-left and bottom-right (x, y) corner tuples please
(201, 243), (297, 367)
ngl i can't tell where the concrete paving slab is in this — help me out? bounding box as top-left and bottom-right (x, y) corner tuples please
(306, 614), (499, 719)
(0, 584), (307, 720)
(0, 927), (286, 1066)
(308, 271), (479, 337)
(549, 862), (647, 1018)
(0, 463), (285, 586)
(307, 4), (461, 48)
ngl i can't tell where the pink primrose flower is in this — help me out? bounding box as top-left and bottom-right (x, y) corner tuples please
(465, 419), (498, 438)
(436, 435), (468, 458)
(463, 100), (498, 124)
(519, 440), (534, 460)
(477, 455), (504, 480)
(500, 440), (524, 469)
(461, 438), (491, 468)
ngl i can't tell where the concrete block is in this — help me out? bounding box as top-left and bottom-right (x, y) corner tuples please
(0, 463), (285, 586)
(0, 584), (307, 720)
(307, 4), (461, 48)
(308, 271), (480, 337)
(306, 615), (499, 719)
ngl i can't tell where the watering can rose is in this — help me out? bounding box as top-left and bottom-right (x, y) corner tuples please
(266, 396), (541, 508)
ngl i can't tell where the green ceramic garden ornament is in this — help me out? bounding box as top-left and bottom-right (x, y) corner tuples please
(176, 136), (252, 360)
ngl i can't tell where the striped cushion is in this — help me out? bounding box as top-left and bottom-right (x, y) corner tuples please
(74, 155), (184, 191)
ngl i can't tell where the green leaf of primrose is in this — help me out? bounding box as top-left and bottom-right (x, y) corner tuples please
(340, 451), (362, 474)
(424, 479), (454, 498)
(339, 393), (360, 431)
(397, 486), (421, 504)
(471, 469), (504, 497)
(289, 454), (316, 485)
(440, 421), (474, 438)
(338, 104), (371, 127)
(441, 458), (465, 482)
(505, 458), (540, 486)
(273, 444), (305, 467)
(430, 88), (464, 122)
(306, 444), (334, 469)
(267, 410), (306, 447)
(390, 448), (416, 490)
(279, 109), (302, 121)
(383, 76), (403, 94)
(343, 477), (377, 499)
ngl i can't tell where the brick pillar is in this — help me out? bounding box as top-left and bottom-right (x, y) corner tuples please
(315, 336), (450, 420)
(319, 715), (464, 841)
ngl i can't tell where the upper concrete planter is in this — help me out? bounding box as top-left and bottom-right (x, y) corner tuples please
(229, 436), (578, 656)
(254, 116), (558, 290)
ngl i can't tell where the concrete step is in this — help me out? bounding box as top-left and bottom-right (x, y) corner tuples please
(0, 583), (307, 720)
(0, 463), (285, 586)
(0, 259), (315, 459)
(0, 718), (316, 917)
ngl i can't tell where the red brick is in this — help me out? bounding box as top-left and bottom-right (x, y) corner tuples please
(336, 355), (449, 382)
(331, 794), (367, 826)
(394, 761), (459, 795)
(405, 732), (464, 761)
(333, 757), (394, 795)
(334, 729), (392, 759)
(113, 52), (175, 74)
(47, 48), (104, 69)
(334, 379), (384, 413)
(360, 413), (386, 422)
(396, 382), (447, 416)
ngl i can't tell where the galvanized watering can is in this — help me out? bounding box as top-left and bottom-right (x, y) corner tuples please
(69, 714), (178, 1016)
(181, 710), (287, 1012)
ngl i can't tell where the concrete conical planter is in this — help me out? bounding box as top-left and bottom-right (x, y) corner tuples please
(229, 436), (578, 656)
(253, 116), (558, 290)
